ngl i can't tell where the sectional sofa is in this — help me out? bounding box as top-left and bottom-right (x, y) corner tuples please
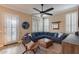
(23, 32), (68, 43)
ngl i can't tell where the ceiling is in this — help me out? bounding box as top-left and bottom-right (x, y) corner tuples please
(1, 4), (79, 16)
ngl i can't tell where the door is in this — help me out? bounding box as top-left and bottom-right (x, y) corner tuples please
(4, 14), (19, 45)
(0, 14), (4, 47)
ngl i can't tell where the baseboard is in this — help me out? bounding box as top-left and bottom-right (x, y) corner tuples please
(4, 42), (18, 46)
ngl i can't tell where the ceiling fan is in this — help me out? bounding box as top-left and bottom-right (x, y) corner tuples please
(33, 4), (54, 16)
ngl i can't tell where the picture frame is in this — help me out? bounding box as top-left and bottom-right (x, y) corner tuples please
(52, 21), (60, 30)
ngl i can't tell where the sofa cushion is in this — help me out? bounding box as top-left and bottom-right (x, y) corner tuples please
(58, 33), (63, 38)
(55, 33), (58, 37)
(59, 33), (68, 40)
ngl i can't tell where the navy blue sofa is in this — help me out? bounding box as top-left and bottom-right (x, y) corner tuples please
(31, 32), (68, 43)
(23, 32), (68, 43)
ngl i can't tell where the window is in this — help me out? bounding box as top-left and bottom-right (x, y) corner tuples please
(66, 12), (78, 33)
(32, 17), (38, 32)
(38, 18), (43, 32)
(43, 18), (49, 32)
(32, 17), (49, 32)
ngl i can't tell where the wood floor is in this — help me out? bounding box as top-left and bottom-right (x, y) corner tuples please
(0, 43), (62, 54)
(0, 43), (25, 54)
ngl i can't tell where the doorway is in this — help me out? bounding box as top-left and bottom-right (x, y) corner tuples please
(4, 14), (19, 45)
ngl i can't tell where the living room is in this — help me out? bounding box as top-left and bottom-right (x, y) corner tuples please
(0, 4), (79, 54)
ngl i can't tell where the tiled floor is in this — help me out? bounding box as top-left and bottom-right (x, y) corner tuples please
(0, 43), (62, 54)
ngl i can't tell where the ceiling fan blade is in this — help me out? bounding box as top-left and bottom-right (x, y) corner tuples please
(43, 13), (53, 16)
(43, 8), (54, 13)
(33, 8), (41, 12)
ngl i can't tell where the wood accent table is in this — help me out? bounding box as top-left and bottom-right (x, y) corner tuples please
(62, 34), (79, 54)
(38, 39), (53, 48)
